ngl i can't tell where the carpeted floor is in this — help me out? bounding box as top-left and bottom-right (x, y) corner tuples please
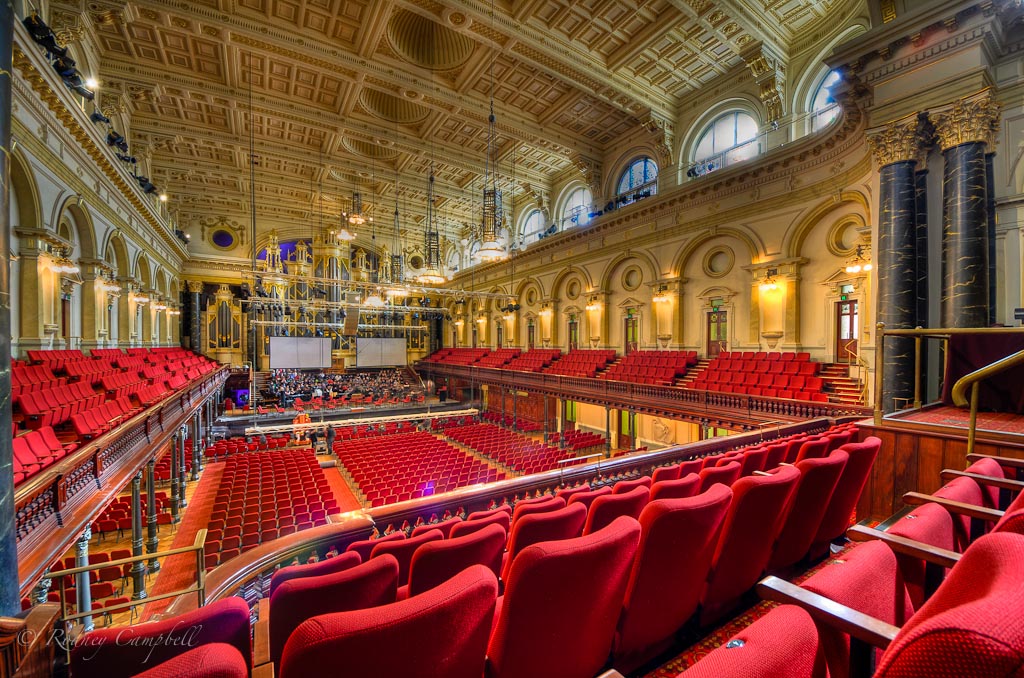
(895, 405), (1024, 434)
(321, 463), (364, 513)
(139, 462), (224, 621)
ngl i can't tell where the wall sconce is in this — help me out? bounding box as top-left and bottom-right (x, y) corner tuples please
(153, 302), (167, 311)
(454, 317), (465, 328)
(759, 268), (779, 292)
(651, 285), (670, 303)
(845, 244), (873, 274)
(475, 313), (487, 325)
(131, 292), (149, 305)
(49, 247), (80, 274)
(167, 307), (181, 316)
(585, 296), (602, 312)
(538, 306), (553, 318)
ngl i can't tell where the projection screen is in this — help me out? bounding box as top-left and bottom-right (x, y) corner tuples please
(356, 338), (408, 367)
(268, 337), (333, 369)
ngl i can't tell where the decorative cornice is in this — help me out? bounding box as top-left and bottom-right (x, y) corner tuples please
(929, 90), (1001, 150)
(865, 114), (929, 166)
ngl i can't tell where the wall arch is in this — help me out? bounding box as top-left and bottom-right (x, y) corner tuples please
(599, 250), (660, 293)
(672, 226), (765, 277)
(551, 265), (595, 301)
(783, 191), (871, 259)
(56, 199), (98, 261)
(134, 253), (153, 290)
(9, 147), (40, 234)
(676, 95), (764, 180)
(104, 232), (130, 275)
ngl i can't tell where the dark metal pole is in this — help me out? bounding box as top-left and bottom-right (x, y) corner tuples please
(75, 527), (94, 631)
(605, 407), (612, 458)
(130, 472), (147, 599)
(170, 434), (181, 523)
(146, 459), (160, 571)
(178, 427), (188, 508)
(190, 414), (200, 481)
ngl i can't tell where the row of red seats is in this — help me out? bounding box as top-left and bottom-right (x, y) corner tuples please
(542, 349), (616, 378)
(712, 356), (820, 375)
(476, 348), (521, 367)
(25, 349), (92, 371)
(11, 363), (65, 396)
(12, 426), (78, 485)
(16, 381), (105, 429)
(70, 396), (143, 440)
(503, 348), (563, 372)
(548, 429), (606, 451)
(600, 350), (698, 385)
(425, 348), (491, 365)
(445, 422), (579, 475)
(205, 435), (292, 461)
(100, 371), (148, 399)
(718, 350), (812, 361)
(692, 370), (828, 401)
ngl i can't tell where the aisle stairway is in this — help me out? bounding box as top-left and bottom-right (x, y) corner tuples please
(819, 363), (865, 405)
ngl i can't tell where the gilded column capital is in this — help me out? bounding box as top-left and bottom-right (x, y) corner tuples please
(186, 279), (204, 293)
(866, 115), (927, 167)
(929, 91), (1001, 151)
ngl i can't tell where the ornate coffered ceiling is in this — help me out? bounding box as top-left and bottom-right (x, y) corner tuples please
(55, 0), (857, 252)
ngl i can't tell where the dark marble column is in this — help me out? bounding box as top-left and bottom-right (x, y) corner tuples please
(146, 459), (160, 572)
(130, 472), (147, 600)
(0, 0), (17, 617)
(605, 407), (611, 457)
(985, 153), (996, 326)
(190, 414), (200, 481)
(878, 160), (918, 411)
(940, 142), (989, 328)
(188, 281), (202, 353)
(915, 169), (929, 405)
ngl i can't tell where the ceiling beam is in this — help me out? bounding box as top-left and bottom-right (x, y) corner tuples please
(605, 6), (686, 72)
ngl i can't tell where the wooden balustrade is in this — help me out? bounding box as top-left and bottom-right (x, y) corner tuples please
(15, 367), (229, 599)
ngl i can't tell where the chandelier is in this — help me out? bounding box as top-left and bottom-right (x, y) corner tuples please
(416, 170), (446, 285)
(476, 38), (505, 262)
(347, 191), (366, 226)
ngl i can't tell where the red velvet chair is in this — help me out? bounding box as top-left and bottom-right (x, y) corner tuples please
(450, 511), (510, 539)
(650, 473), (701, 502)
(809, 437), (881, 558)
(613, 476), (653, 494)
(793, 437), (830, 463)
(269, 554), (399, 666)
(511, 495), (565, 523)
(279, 565), (497, 678)
(554, 483), (592, 503)
(671, 605), (826, 678)
(134, 643), (248, 678)
(410, 516), (463, 538)
(700, 465), (800, 626)
(583, 486), (650, 535)
(403, 523), (506, 598)
(566, 485), (613, 510)
(486, 516), (642, 678)
(501, 503), (588, 580)
(70, 597), (251, 678)
(370, 528), (444, 586)
(698, 460), (743, 492)
(612, 485), (733, 673)
(269, 550), (360, 597)
(467, 505), (513, 521)
(651, 464), (682, 483)
(767, 450), (849, 572)
(346, 531), (404, 563)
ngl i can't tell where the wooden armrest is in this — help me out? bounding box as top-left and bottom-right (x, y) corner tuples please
(253, 664), (275, 678)
(902, 492), (1003, 522)
(596, 672), (626, 678)
(753, 470), (772, 477)
(757, 576), (900, 649)
(846, 525), (960, 568)
(967, 453), (1024, 470)
(254, 599), (271, 667)
(940, 470), (1024, 492)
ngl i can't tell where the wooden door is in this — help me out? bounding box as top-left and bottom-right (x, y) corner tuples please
(836, 300), (858, 363)
(624, 315), (639, 353)
(707, 310), (727, 357)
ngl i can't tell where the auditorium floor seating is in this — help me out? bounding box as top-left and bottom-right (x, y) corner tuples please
(444, 422), (583, 474)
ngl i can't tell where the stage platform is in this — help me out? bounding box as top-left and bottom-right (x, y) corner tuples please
(889, 405), (1024, 435)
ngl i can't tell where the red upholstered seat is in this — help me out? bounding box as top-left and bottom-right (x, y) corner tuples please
(279, 565), (497, 678)
(410, 516), (463, 538)
(673, 605), (826, 678)
(566, 485), (613, 510)
(269, 554), (399, 666)
(794, 437), (830, 463)
(511, 495), (565, 523)
(134, 644), (248, 678)
(612, 485), (733, 673)
(810, 437), (881, 558)
(467, 505), (513, 521)
(450, 511), (510, 539)
(698, 460), (743, 492)
(346, 531), (405, 563)
(700, 465), (800, 626)
(486, 516), (642, 678)
(269, 550), (361, 597)
(650, 473), (701, 502)
(768, 450), (849, 572)
(583, 486), (650, 535)
(886, 502), (957, 608)
(70, 597), (252, 678)
(651, 464), (682, 483)
(370, 529), (444, 586)
(554, 483), (593, 503)
(613, 477), (653, 494)
(501, 503), (588, 580)
(404, 523), (506, 598)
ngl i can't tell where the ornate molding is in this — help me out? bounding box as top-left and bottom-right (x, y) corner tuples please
(929, 90), (1001, 151)
(741, 41), (787, 122)
(865, 114), (928, 167)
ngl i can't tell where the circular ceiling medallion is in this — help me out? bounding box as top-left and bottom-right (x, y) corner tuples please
(358, 88), (429, 124)
(341, 137), (400, 160)
(210, 229), (235, 250)
(387, 9), (475, 71)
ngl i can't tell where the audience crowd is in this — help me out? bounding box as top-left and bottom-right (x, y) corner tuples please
(265, 369), (413, 404)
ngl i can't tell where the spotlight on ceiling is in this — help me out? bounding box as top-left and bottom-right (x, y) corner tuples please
(90, 111), (111, 125)
(85, 77), (99, 89)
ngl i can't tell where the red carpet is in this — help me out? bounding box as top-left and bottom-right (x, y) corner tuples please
(895, 405), (1024, 435)
(140, 462), (224, 621)
(323, 464), (363, 513)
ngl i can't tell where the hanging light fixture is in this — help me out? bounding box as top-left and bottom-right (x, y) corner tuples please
(50, 246), (79, 274)
(845, 244), (873, 274)
(347, 190), (366, 226)
(476, 4), (505, 263)
(759, 268), (779, 292)
(416, 169), (446, 284)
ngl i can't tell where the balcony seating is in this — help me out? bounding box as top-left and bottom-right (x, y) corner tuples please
(543, 349), (617, 378)
(402, 523), (506, 599)
(475, 348), (521, 367)
(613, 477), (653, 494)
(809, 436), (882, 558)
(267, 554), (399, 666)
(450, 510), (510, 539)
(445, 423), (577, 475)
(612, 485), (733, 673)
(566, 485), (613, 510)
(583, 486), (650, 535)
(135, 644), (248, 678)
(69, 597), (251, 678)
(651, 463), (682, 483)
(424, 347), (491, 365)
(269, 551), (361, 597)
(502, 348), (563, 372)
(510, 495), (565, 522)
(501, 503), (588, 580)
(410, 516), (463, 538)
(369, 529), (444, 587)
(698, 460), (743, 492)
(346, 531), (405, 563)
(279, 565), (498, 678)
(700, 465), (801, 625)
(650, 473), (701, 501)
(600, 350), (697, 385)
(486, 517), (642, 678)
(689, 351), (829, 402)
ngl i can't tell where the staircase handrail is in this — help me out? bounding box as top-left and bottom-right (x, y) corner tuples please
(951, 348), (1024, 456)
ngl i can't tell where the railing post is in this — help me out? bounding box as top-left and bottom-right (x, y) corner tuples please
(967, 382), (980, 457)
(605, 406), (612, 458)
(75, 526), (94, 632)
(874, 323), (885, 425)
(170, 432), (181, 524)
(914, 332), (923, 409)
(130, 471), (147, 600)
(146, 458), (160, 571)
(191, 413), (201, 481)
(178, 426), (189, 509)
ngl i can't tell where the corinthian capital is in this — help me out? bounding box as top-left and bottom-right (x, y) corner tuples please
(186, 279), (205, 294)
(866, 114), (927, 167)
(929, 91), (1001, 151)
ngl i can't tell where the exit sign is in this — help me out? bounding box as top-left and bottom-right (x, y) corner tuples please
(840, 294), (848, 301)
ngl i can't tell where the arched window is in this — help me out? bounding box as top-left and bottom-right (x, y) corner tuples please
(810, 70), (841, 132)
(522, 209), (547, 240)
(560, 187), (592, 231)
(616, 157), (658, 206)
(689, 111), (759, 178)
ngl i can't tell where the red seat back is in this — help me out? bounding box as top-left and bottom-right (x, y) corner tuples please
(768, 451), (848, 571)
(584, 486), (650, 535)
(345, 531), (405, 563)
(269, 550), (360, 597)
(650, 473), (701, 502)
(370, 529), (444, 585)
(811, 437), (881, 556)
(134, 644), (248, 678)
(502, 503), (587, 579)
(408, 523), (506, 596)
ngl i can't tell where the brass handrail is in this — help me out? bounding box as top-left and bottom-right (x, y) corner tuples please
(951, 349), (1024, 456)
(842, 345), (869, 404)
